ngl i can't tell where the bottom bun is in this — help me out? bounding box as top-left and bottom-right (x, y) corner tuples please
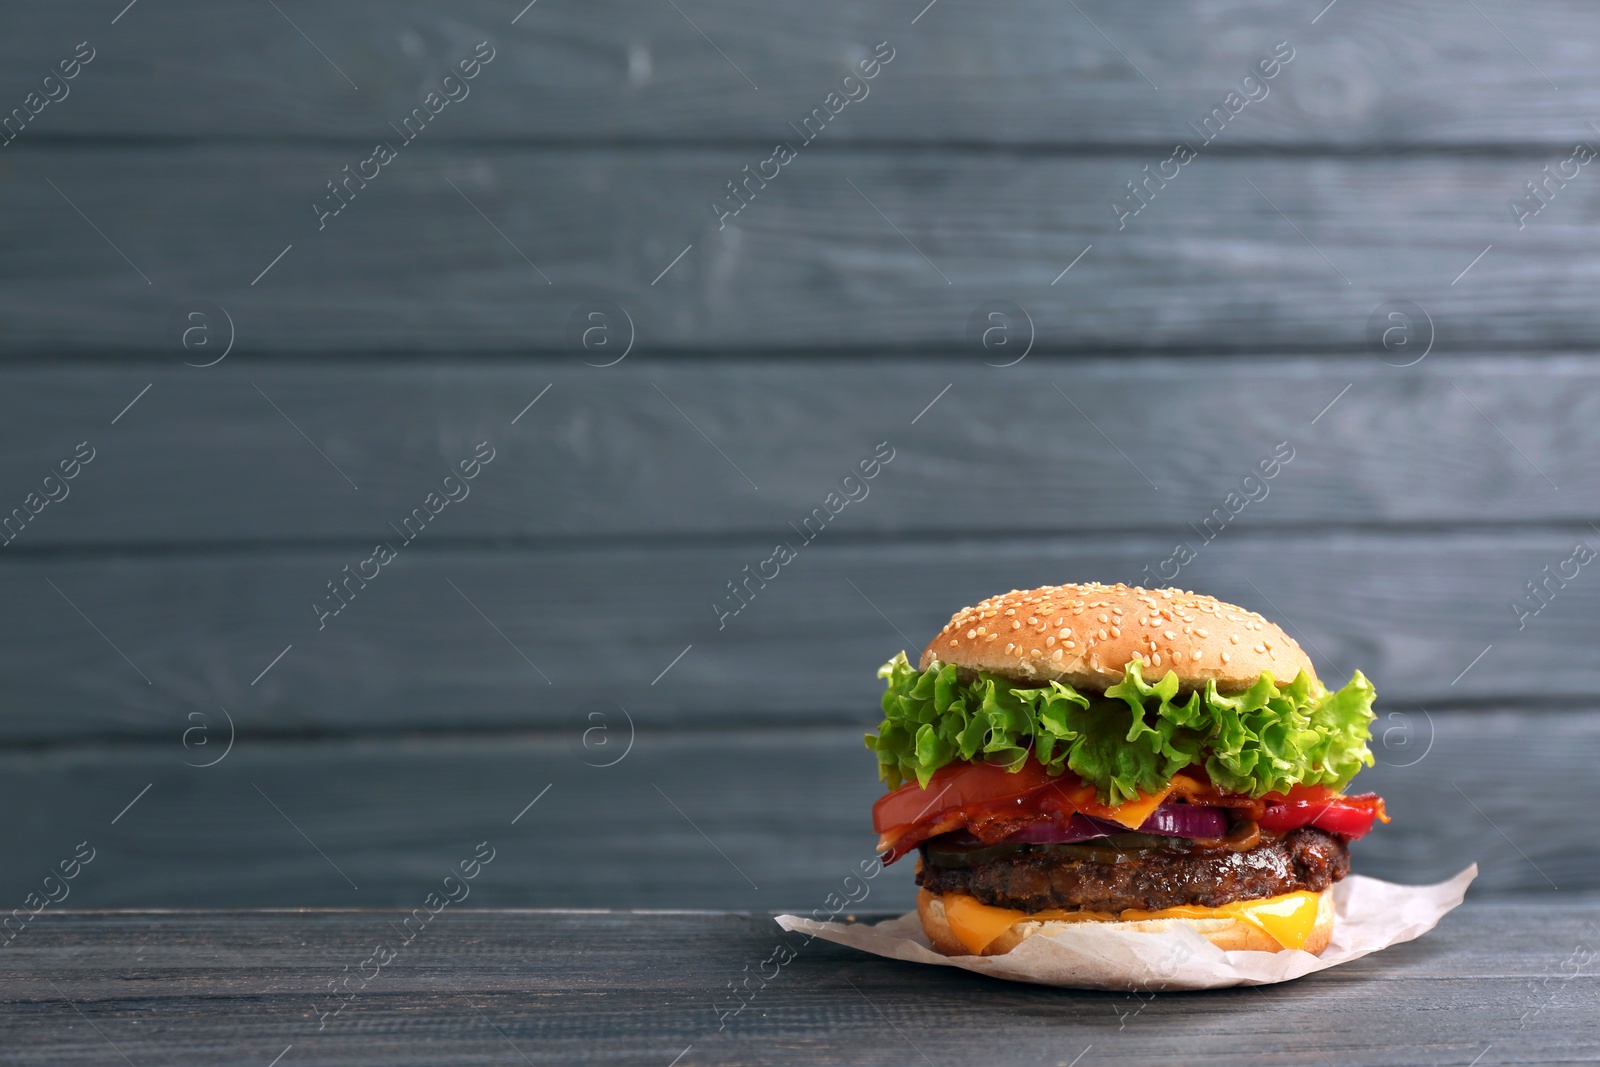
(917, 888), (1334, 957)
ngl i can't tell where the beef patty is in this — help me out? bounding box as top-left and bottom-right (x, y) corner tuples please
(916, 827), (1349, 913)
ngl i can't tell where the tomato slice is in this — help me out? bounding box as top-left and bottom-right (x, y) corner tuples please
(1257, 791), (1388, 840)
(872, 759), (1055, 834)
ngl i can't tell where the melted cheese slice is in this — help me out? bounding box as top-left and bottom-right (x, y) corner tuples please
(1098, 781), (1176, 829)
(941, 890), (1323, 955)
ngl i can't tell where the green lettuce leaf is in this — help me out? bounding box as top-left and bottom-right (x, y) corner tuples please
(864, 652), (1376, 802)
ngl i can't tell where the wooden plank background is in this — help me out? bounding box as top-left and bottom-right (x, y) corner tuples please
(0, 0), (1595, 908)
(5, 151), (1600, 352)
(0, 0), (1596, 146)
(0, 357), (1594, 545)
(0, 534), (1596, 741)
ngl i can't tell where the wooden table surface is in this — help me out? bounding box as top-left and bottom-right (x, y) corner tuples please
(3, 900), (1595, 1066)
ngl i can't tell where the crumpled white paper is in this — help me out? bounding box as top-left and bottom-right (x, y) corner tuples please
(775, 865), (1475, 991)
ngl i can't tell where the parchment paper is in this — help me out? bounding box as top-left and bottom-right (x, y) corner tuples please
(776, 865), (1475, 990)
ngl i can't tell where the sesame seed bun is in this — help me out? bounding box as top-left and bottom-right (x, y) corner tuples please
(919, 582), (1316, 692)
(916, 887), (1335, 957)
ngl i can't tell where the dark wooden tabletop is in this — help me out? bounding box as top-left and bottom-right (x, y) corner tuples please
(4, 901), (1595, 1066)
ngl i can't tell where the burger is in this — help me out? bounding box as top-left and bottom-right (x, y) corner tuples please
(865, 583), (1386, 957)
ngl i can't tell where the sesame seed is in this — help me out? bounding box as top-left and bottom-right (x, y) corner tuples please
(1151, 653), (1162, 666)
(1046, 636), (1057, 647)
(1195, 628), (1209, 637)
(1164, 631), (1177, 640)
(1013, 621), (1022, 630)
(1098, 614), (1109, 624)
(1005, 643), (1015, 653)
(1111, 626), (1121, 637)
(986, 633), (998, 642)
(1051, 649), (1064, 661)
(1229, 635), (1240, 644)
(1221, 652), (1231, 663)
(1192, 650), (1202, 661)
(966, 629), (977, 639)
(1253, 644), (1266, 654)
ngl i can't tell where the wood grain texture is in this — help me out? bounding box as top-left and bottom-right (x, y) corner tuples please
(0, 716), (1584, 911)
(0, 149), (1591, 353)
(0, 355), (1594, 547)
(2, 0), (1598, 146)
(1, 531), (1595, 741)
(2, 900), (1595, 1065)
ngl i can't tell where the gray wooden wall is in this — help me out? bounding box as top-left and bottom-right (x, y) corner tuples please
(0, 0), (1595, 911)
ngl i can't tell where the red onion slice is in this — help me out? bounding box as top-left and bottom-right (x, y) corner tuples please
(1134, 802), (1229, 839)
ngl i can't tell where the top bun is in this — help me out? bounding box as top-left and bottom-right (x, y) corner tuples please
(919, 582), (1317, 693)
